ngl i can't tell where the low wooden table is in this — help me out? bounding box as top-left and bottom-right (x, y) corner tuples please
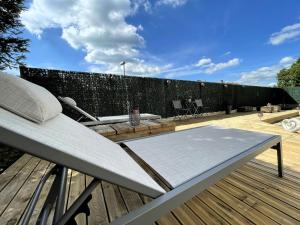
(87, 119), (176, 141)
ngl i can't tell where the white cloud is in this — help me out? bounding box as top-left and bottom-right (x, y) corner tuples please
(156, 0), (187, 7)
(269, 22), (300, 45)
(237, 56), (296, 86)
(279, 56), (295, 65)
(195, 58), (212, 67)
(221, 51), (231, 56)
(106, 61), (172, 76)
(195, 57), (240, 74)
(21, 0), (171, 76)
(147, 57), (240, 79)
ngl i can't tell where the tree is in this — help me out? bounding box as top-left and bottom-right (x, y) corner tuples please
(277, 58), (300, 88)
(0, 0), (29, 70)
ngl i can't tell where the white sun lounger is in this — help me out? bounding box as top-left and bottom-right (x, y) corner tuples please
(0, 72), (283, 225)
(58, 96), (161, 125)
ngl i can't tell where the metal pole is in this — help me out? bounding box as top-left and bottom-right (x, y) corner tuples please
(121, 61), (130, 116)
(123, 63), (126, 76)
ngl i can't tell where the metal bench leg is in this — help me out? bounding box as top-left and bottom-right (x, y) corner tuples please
(272, 142), (283, 177)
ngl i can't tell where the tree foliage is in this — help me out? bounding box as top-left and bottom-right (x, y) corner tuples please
(277, 58), (300, 88)
(0, 0), (29, 70)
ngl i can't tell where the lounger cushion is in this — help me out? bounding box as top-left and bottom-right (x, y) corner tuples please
(0, 71), (62, 123)
(125, 126), (280, 188)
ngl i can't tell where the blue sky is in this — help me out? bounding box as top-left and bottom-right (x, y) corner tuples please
(16, 0), (300, 86)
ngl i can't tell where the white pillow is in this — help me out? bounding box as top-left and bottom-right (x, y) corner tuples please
(0, 71), (62, 123)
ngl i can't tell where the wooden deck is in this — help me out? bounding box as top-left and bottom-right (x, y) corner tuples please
(1, 111), (300, 225)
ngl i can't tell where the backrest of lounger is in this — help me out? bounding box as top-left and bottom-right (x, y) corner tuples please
(0, 73), (165, 197)
(0, 108), (164, 197)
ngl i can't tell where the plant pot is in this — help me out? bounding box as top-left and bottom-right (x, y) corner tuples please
(226, 105), (232, 114)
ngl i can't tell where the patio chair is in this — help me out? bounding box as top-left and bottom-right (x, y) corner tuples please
(172, 100), (191, 120)
(193, 99), (208, 117)
(0, 72), (283, 225)
(58, 96), (161, 125)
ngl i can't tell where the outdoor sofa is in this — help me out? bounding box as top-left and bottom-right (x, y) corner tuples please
(0, 72), (283, 225)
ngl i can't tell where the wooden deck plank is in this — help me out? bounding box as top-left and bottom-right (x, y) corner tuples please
(172, 204), (206, 225)
(239, 165), (300, 199)
(230, 170), (300, 209)
(0, 160), (50, 225)
(249, 160), (300, 184)
(186, 196), (230, 225)
(119, 187), (143, 212)
(86, 176), (109, 225)
(217, 179), (299, 225)
(198, 190), (255, 225)
(0, 154), (32, 192)
(141, 195), (181, 225)
(207, 185), (279, 225)
(224, 175), (300, 221)
(102, 181), (127, 222)
(67, 171), (87, 225)
(0, 157), (40, 216)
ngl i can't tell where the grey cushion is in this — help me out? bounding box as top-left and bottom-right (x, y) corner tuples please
(0, 71), (62, 123)
(125, 126), (280, 188)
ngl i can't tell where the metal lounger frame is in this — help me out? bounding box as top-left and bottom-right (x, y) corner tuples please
(20, 135), (283, 225)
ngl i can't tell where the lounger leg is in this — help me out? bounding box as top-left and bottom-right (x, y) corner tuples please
(37, 173), (62, 224)
(37, 166), (68, 225)
(272, 142), (283, 177)
(53, 167), (68, 223)
(56, 178), (99, 225)
(20, 165), (59, 225)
